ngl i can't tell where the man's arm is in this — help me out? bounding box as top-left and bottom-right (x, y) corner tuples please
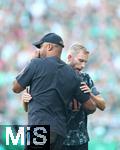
(82, 98), (96, 114)
(12, 59), (36, 94)
(22, 90), (32, 112)
(71, 98), (96, 114)
(20, 51), (40, 111)
(80, 82), (106, 111)
(12, 80), (25, 93)
(89, 94), (105, 111)
(74, 85), (96, 113)
(12, 81), (29, 111)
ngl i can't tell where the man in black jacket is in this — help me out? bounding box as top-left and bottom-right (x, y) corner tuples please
(13, 33), (96, 150)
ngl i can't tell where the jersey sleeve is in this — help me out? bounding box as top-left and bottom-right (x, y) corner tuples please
(16, 59), (36, 88)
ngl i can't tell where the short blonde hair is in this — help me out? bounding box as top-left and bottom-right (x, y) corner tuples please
(68, 42), (89, 56)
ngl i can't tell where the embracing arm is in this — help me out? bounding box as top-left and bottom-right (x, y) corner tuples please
(12, 80), (25, 93)
(12, 80), (30, 111)
(82, 98), (96, 114)
(90, 93), (105, 111)
(75, 85), (96, 113)
(12, 58), (37, 94)
(22, 89), (32, 112)
(80, 82), (106, 111)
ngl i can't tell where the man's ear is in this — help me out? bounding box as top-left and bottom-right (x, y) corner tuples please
(47, 44), (53, 51)
(67, 54), (72, 62)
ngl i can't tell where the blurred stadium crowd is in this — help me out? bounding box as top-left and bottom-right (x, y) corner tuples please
(0, 0), (120, 149)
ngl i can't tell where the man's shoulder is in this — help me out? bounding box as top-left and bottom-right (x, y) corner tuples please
(64, 65), (78, 80)
(31, 57), (50, 66)
(31, 57), (45, 63)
